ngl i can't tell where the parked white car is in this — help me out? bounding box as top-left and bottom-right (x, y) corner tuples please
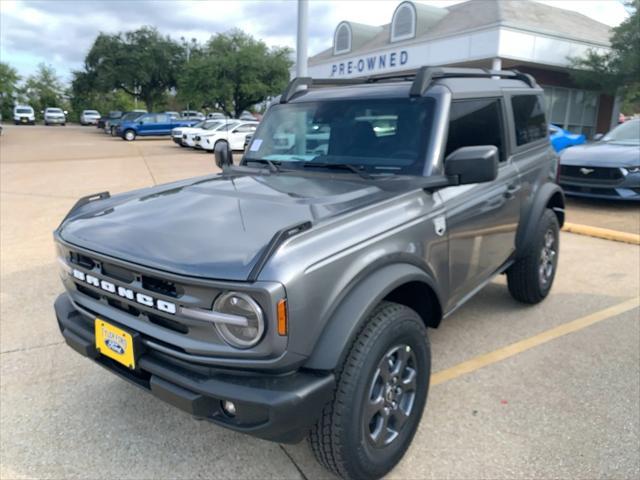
(195, 121), (258, 151)
(43, 107), (66, 126)
(184, 120), (241, 148)
(171, 119), (229, 146)
(80, 110), (101, 125)
(13, 105), (36, 125)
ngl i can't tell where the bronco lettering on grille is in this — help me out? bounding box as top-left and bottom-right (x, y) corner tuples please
(72, 268), (177, 314)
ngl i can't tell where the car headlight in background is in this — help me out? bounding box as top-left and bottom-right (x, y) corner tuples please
(213, 292), (265, 348)
(625, 166), (640, 174)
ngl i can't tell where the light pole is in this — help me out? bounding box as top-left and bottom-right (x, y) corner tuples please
(296, 0), (308, 77)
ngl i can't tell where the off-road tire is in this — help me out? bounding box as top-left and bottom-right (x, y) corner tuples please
(507, 208), (559, 304)
(309, 301), (430, 480)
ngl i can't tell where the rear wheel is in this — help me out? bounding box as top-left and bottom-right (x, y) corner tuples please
(507, 208), (559, 304)
(123, 129), (136, 141)
(309, 301), (430, 480)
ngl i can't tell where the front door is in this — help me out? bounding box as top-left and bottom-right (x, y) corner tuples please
(440, 98), (521, 310)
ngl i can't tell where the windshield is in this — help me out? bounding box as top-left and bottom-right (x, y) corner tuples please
(244, 98), (435, 174)
(16, 108), (32, 114)
(604, 119), (640, 145)
(84, 110), (99, 115)
(47, 108), (63, 113)
(109, 111), (123, 118)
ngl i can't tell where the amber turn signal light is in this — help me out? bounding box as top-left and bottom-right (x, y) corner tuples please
(277, 299), (288, 336)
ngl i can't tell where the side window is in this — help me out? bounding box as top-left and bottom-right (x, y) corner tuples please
(511, 95), (547, 146)
(235, 124), (256, 133)
(155, 114), (170, 123)
(445, 98), (505, 161)
(140, 114), (155, 124)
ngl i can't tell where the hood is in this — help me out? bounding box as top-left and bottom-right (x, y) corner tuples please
(560, 142), (640, 168)
(59, 173), (396, 281)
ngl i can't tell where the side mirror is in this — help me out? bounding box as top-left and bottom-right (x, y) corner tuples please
(445, 146), (499, 185)
(214, 141), (233, 169)
(64, 110), (68, 115)
(593, 133), (604, 141)
(40, 110), (44, 114)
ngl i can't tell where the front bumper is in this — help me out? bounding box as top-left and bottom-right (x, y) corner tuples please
(46, 117), (65, 124)
(55, 293), (334, 443)
(172, 136), (183, 145)
(560, 176), (640, 201)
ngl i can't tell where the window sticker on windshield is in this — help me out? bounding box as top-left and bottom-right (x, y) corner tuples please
(250, 139), (263, 151)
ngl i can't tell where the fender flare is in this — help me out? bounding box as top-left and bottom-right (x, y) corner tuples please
(516, 183), (565, 254)
(304, 263), (442, 371)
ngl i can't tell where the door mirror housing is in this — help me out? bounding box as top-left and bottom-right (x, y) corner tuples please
(214, 141), (233, 169)
(445, 146), (499, 185)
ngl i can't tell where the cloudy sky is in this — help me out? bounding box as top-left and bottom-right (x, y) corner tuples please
(0, 0), (630, 83)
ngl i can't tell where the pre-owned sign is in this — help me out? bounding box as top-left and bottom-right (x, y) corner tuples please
(330, 50), (409, 77)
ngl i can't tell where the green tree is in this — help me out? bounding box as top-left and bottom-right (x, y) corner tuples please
(0, 62), (21, 119)
(81, 26), (185, 111)
(20, 63), (66, 114)
(570, 0), (640, 113)
(69, 69), (137, 121)
(178, 30), (292, 117)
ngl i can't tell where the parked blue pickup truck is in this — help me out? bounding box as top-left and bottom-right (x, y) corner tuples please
(118, 113), (198, 141)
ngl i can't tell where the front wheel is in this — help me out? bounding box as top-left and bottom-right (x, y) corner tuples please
(507, 208), (560, 304)
(309, 301), (430, 480)
(123, 129), (136, 141)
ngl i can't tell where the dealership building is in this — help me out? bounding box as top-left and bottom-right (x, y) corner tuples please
(306, 0), (618, 137)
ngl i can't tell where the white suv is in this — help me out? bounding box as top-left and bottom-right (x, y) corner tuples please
(80, 110), (101, 125)
(44, 107), (67, 126)
(196, 121), (258, 151)
(13, 105), (36, 125)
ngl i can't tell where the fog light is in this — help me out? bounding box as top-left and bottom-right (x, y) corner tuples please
(222, 400), (236, 417)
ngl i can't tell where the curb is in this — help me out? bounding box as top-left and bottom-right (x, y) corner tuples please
(562, 222), (640, 245)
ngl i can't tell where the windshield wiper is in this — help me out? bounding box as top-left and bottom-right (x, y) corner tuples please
(245, 158), (280, 173)
(301, 162), (371, 179)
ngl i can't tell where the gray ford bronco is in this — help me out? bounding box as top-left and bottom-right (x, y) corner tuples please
(54, 67), (564, 479)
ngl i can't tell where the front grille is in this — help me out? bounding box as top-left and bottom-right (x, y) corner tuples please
(560, 165), (623, 183)
(102, 262), (135, 282)
(70, 252), (95, 269)
(142, 275), (178, 297)
(76, 283), (100, 300)
(563, 185), (621, 197)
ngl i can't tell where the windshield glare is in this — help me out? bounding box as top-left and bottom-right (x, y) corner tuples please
(604, 119), (640, 144)
(16, 108), (32, 114)
(245, 98), (434, 174)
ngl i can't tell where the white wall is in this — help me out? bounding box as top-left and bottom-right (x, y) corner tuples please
(306, 27), (610, 78)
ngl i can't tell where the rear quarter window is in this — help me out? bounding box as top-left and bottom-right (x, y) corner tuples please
(511, 95), (547, 146)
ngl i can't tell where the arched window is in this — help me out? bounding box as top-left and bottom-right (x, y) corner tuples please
(391, 2), (416, 42)
(334, 22), (351, 54)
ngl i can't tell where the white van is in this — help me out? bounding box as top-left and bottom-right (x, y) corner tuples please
(13, 105), (36, 125)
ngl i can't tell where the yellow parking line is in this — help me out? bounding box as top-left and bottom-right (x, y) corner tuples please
(563, 222), (640, 245)
(431, 297), (640, 386)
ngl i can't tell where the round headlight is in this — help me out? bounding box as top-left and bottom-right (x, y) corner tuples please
(213, 292), (265, 348)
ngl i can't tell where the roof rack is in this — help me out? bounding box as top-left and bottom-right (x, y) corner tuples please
(280, 66), (537, 103)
